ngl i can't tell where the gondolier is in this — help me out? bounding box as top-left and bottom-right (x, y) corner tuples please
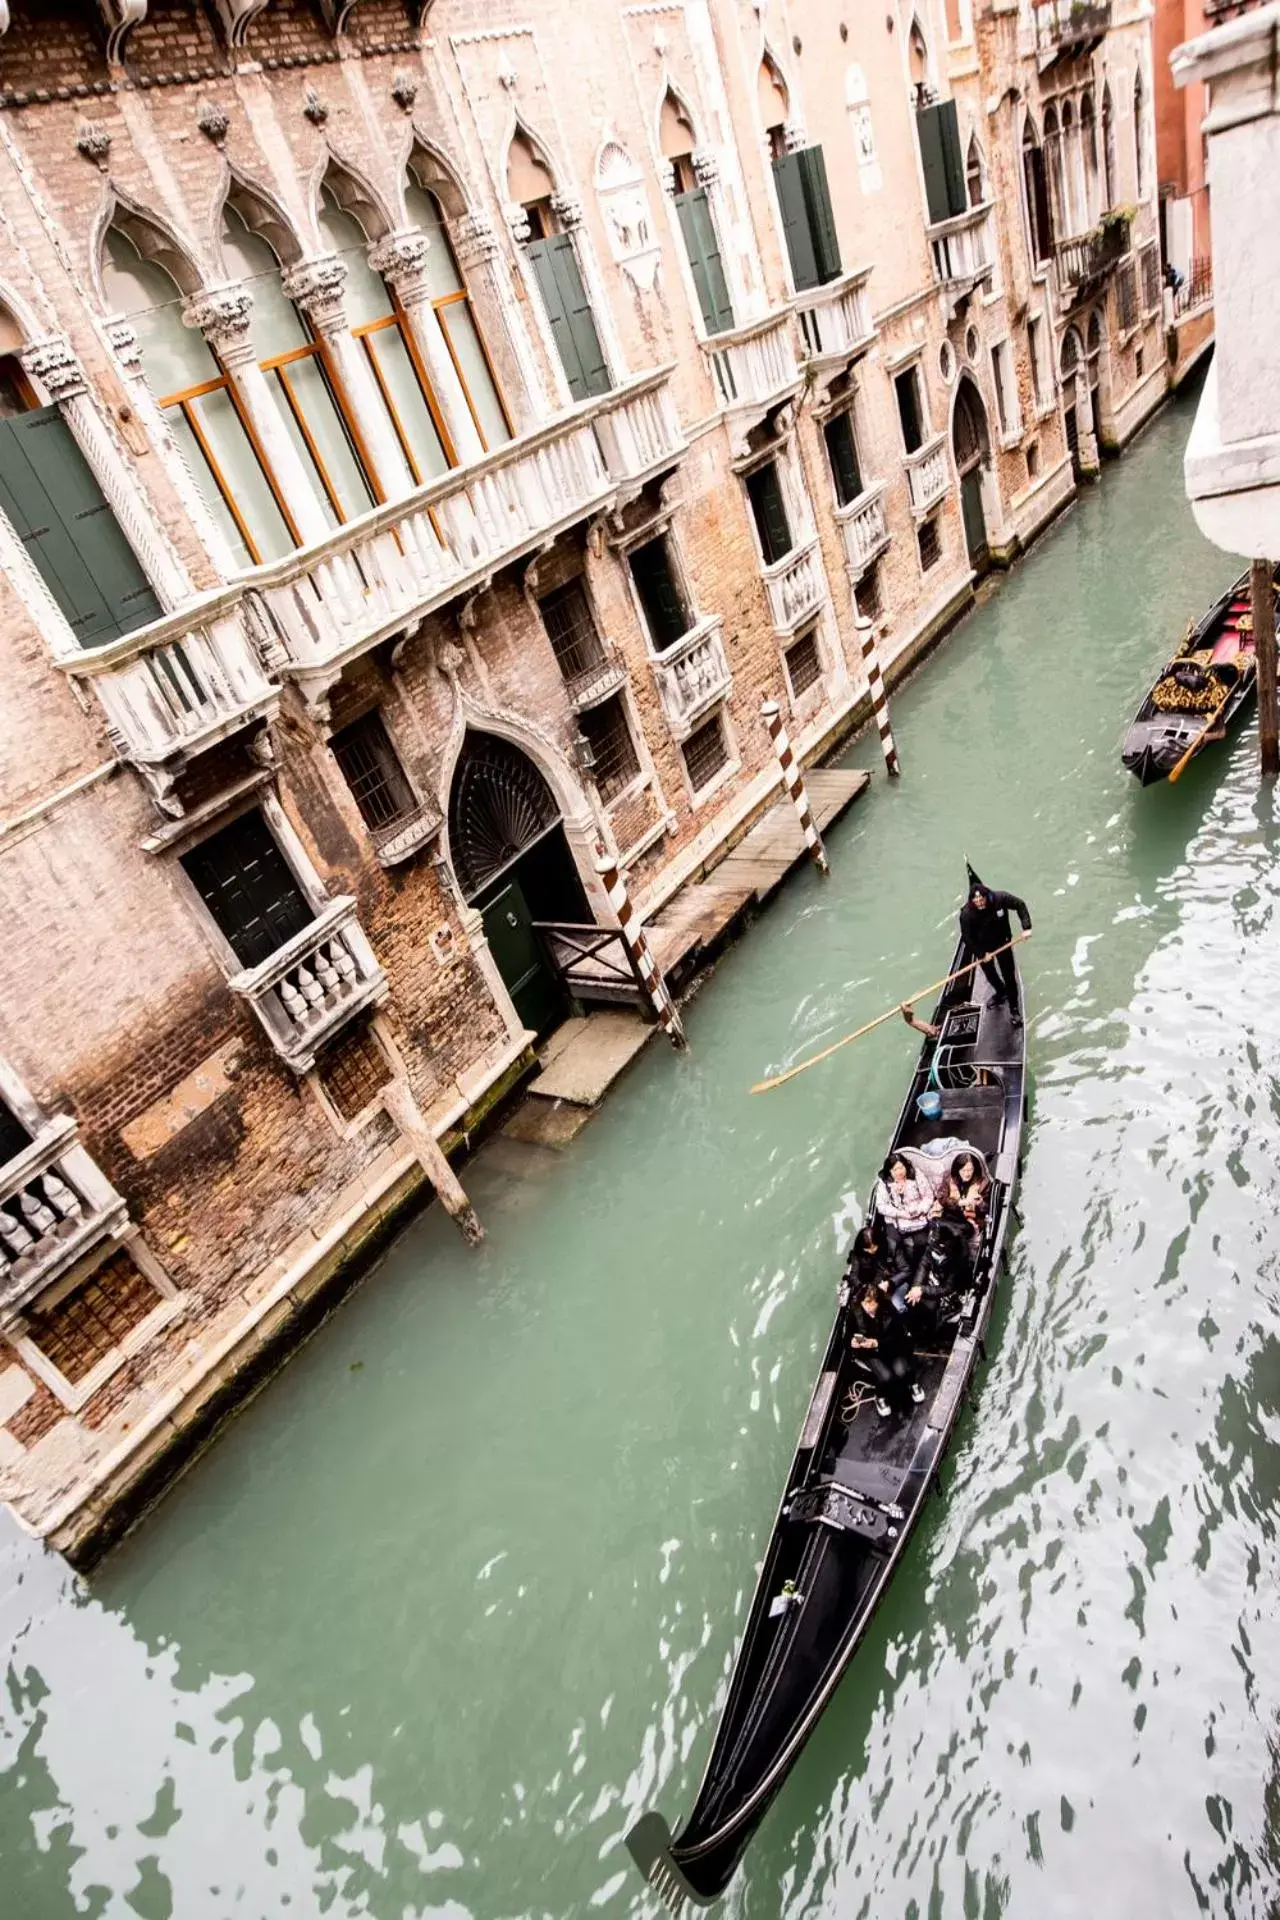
(959, 867), (1032, 1027)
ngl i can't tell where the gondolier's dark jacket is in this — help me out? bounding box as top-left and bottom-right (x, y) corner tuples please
(959, 888), (1032, 961)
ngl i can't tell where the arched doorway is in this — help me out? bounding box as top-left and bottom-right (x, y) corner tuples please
(951, 375), (991, 574)
(1085, 309), (1105, 446)
(1061, 325), (1085, 474)
(449, 731), (590, 1036)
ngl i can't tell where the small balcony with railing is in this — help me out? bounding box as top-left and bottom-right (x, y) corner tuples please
(792, 269), (876, 398)
(228, 895), (389, 1075)
(762, 538), (828, 637)
(1054, 215), (1130, 303)
(927, 206), (994, 314)
(905, 435), (951, 516)
(702, 312), (802, 456)
(0, 1118), (130, 1327)
(650, 616), (732, 739)
(1032, 0), (1111, 70)
(834, 482), (891, 577)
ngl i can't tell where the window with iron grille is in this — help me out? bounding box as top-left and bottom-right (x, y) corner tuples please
(579, 694), (640, 803)
(1140, 243), (1160, 313)
(855, 562), (883, 622)
(317, 1020), (393, 1122)
(918, 515), (941, 572)
(682, 712), (729, 792)
(537, 577), (605, 683)
(27, 1251), (160, 1386)
(784, 630), (822, 698)
(1115, 260), (1138, 332)
(331, 712), (416, 833)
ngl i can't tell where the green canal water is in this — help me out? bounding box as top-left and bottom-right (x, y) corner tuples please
(6, 384), (1280, 1920)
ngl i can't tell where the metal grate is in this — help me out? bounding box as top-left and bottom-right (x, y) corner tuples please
(331, 711), (415, 832)
(538, 577), (605, 682)
(855, 562), (883, 622)
(918, 516), (941, 572)
(579, 694), (640, 803)
(28, 1251), (158, 1386)
(784, 630), (822, 697)
(682, 713), (729, 791)
(1140, 242), (1161, 313)
(318, 1021), (393, 1121)
(1115, 260), (1138, 332)
(448, 732), (560, 901)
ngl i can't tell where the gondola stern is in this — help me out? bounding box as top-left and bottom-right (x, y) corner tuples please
(625, 1812), (714, 1913)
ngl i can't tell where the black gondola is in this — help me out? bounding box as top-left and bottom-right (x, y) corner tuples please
(1120, 566), (1278, 785)
(626, 922), (1027, 1911)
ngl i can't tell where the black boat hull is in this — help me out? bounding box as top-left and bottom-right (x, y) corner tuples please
(1121, 567), (1269, 784)
(627, 940), (1027, 1908)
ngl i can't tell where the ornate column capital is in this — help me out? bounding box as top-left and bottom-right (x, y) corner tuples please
(20, 335), (87, 402)
(504, 202), (531, 247)
(453, 209), (499, 266)
(183, 285), (255, 365)
(549, 191), (584, 231)
(280, 254), (349, 335)
(691, 148), (720, 189)
(368, 229), (431, 300)
(781, 120), (808, 156)
(105, 318), (143, 374)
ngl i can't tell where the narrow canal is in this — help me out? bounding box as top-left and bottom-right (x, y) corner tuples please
(6, 381), (1280, 1920)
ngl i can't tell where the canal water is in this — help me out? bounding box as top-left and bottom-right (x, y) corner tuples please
(6, 382), (1280, 1920)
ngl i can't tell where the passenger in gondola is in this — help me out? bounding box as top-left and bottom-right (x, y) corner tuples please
(959, 870), (1032, 1027)
(874, 1154), (932, 1284)
(841, 1222), (888, 1309)
(849, 1283), (925, 1418)
(914, 1202), (973, 1324)
(944, 1152), (990, 1255)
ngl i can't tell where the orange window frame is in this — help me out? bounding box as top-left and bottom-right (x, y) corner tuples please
(260, 335), (386, 522)
(351, 300), (458, 482)
(157, 367), (303, 563)
(430, 288), (514, 451)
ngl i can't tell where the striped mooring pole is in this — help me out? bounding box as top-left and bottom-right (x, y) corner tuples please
(594, 848), (688, 1051)
(760, 700), (829, 876)
(855, 613), (901, 777)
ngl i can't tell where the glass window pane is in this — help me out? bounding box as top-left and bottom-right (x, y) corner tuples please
(221, 208), (310, 358)
(103, 228), (219, 401)
(366, 326), (450, 485)
(318, 197), (395, 329)
(186, 389), (294, 564)
(279, 356), (375, 523)
(439, 302), (510, 449)
(404, 185), (464, 299)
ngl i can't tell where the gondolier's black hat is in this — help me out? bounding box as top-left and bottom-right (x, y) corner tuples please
(965, 859), (986, 894)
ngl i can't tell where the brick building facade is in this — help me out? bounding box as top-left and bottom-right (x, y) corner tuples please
(0, 0), (1170, 1561)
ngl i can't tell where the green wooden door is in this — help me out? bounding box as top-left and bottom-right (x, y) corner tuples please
(772, 150), (820, 291)
(746, 462), (793, 565)
(674, 187), (735, 335)
(960, 467), (989, 574)
(526, 235), (611, 402)
(0, 406), (160, 647)
(482, 881), (565, 1037)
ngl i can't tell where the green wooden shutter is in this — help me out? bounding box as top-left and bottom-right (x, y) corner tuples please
(746, 463), (793, 565)
(772, 151), (820, 291)
(797, 147), (842, 285)
(823, 412), (863, 507)
(0, 406), (160, 648)
(629, 538), (689, 651)
(916, 103), (967, 223)
(674, 187), (735, 335)
(526, 234), (611, 402)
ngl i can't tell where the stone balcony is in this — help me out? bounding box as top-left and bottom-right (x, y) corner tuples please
(702, 312), (802, 456)
(762, 538), (827, 636)
(927, 206), (994, 316)
(834, 482), (891, 577)
(1054, 217), (1130, 305)
(228, 895), (389, 1074)
(563, 645), (629, 715)
(650, 615), (732, 739)
(369, 801), (444, 870)
(0, 1117), (130, 1326)
(1032, 0), (1111, 69)
(905, 435), (951, 516)
(792, 269), (876, 400)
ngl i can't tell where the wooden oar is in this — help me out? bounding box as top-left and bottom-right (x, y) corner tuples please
(1168, 678), (1235, 783)
(749, 931), (1032, 1095)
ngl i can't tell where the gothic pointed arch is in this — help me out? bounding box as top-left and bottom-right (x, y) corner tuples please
(951, 372), (990, 474)
(758, 45), (790, 153)
(505, 118), (559, 210)
(1060, 324), (1083, 377)
(93, 192), (205, 306)
(219, 172), (303, 270)
(406, 137), (471, 222)
(448, 731), (562, 903)
(317, 154), (393, 243)
(658, 84), (698, 161)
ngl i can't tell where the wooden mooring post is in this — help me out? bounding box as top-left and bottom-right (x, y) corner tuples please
(760, 701), (829, 875)
(594, 849), (688, 1051)
(383, 1080), (484, 1245)
(1254, 558), (1278, 780)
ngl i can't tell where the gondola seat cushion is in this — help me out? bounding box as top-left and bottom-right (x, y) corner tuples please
(900, 1140), (988, 1203)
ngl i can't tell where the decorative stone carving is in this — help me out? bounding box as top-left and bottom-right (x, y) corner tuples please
(391, 71), (417, 111)
(596, 138), (660, 294)
(303, 87), (329, 126)
(75, 121), (111, 167)
(20, 336), (86, 402)
(453, 209), (499, 265)
(550, 191), (584, 231)
(97, 0), (147, 64)
(197, 102), (230, 143)
(212, 0), (268, 47)
(691, 148), (720, 188)
(782, 119), (808, 155)
(368, 230), (431, 295)
(436, 638), (466, 680)
(182, 286), (255, 362)
(105, 319), (143, 372)
(504, 202), (532, 247)
(845, 64), (882, 195)
(496, 53), (518, 90)
(280, 255), (348, 332)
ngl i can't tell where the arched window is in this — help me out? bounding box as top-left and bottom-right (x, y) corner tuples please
(220, 196), (378, 529)
(965, 134), (986, 208)
(1060, 99), (1080, 233)
(401, 178), (510, 449)
(660, 90), (734, 336)
(1086, 310), (1102, 357)
(1133, 69), (1147, 201)
(758, 53), (790, 160)
(1060, 326), (1082, 378)
(1102, 85), (1116, 210)
(507, 130), (610, 404)
(102, 222), (296, 566)
(909, 18), (931, 102)
(1081, 92), (1099, 227)
(1022, 118), (1052, 265)
(1043, 103), (1067, 242)
(317, 182), (450, 488)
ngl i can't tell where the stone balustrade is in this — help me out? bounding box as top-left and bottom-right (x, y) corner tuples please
(1032, 0), (1111, 67)
(68, 606), (277, 769)
(650, 615), (732, 739)
(702, 313), (801, 452)
(227, 895), (389, 1073)
(762, 539), (827, 635)
(928, 206), (994, 293)
(565, 647), (628, 714)
(835, 483), (891, 575)
(905, 435), (951, 515)
(0, 1117), (130, 1324)
(793, 270), (876, 371)
(592, 369), (686, 487)
(1054, 217), (1130, 295)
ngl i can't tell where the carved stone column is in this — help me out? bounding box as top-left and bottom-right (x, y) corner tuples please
(456, 208), (549, 431)
(281, 253), (415, 504)
(20, 333), (190, 608)
(368, 230), (484, 465)
(183, 285), (329, 545)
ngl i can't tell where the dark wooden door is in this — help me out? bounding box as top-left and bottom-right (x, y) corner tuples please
(482, 881), (566, 1038)
(960, 467), (989, 574)
(182, 809), (315, 970)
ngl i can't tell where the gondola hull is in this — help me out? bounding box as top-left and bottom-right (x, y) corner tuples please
(626, 941), (1027, 1910)
(1121, 567), (1271, 784)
